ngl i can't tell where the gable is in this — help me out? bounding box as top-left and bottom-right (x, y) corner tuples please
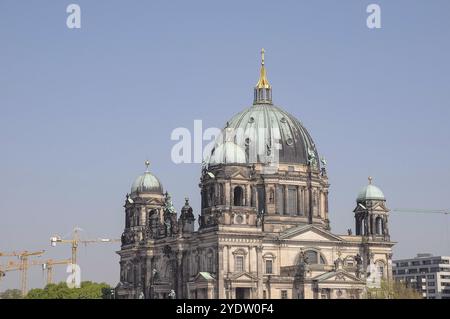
(279, 225), (343, 242)
(229, 171), (248, 180)
(193, 272), (215, 282)
(313, 270), (364, 283)
(229, 271), (258, 281)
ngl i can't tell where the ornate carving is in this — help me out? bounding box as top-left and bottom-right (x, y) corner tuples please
(121, 230), (136, 245)
(296, 250), (309, 280)
(163, 192), (178, 237)
(163, 245), (173, 258)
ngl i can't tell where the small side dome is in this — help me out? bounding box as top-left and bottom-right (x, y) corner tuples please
(209, 141), (247, 165)
(131, 161), (163, 194)
(357, 177), (385, 202)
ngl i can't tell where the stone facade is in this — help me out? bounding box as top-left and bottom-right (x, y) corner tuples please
(115, 52), (395, 299)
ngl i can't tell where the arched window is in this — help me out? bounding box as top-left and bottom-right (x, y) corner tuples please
(234, 186), (244, 206)
(218, 184), (224, 205)
(287, 187), (297, 216)
(209, 186), (215, 206)
(376, 217), (383, 235)
(276, 186), (284, 214)
(376, 261), (385, 278)
(207, 250), (214, 273)
(250, 186), (256, 207)
(125, 210), (131, 228)
(358, 217), (365, 235)
(202, 189), (208, 208)
(304, 250), (326, 265)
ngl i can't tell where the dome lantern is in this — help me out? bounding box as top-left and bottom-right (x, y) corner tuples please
(254, 48), (272, 105)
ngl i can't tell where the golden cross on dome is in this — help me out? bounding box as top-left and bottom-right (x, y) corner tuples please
(256, 48), (271, 89)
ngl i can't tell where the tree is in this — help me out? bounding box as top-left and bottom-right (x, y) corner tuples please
(26, 281), (112, 299)
(0, 289), (22, 299)
(365, 279), (423, 299)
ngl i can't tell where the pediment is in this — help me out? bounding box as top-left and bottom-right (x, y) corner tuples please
(229, 271), (258, 281)
(313, 270), (364, 283)
(353, 203), (367, 213)
(279, 225), (343, 242)
(192, 272), (215, 282)
(229, 171), (248, 180)
(353, 201), (388, 213)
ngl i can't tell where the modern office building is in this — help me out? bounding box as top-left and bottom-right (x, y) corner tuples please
(393, 253), (450, 299)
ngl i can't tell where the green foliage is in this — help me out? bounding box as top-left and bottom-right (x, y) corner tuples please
(365, 279), (423, 299)
(26, 281), (112, 299)
(0, 289), (23, 299)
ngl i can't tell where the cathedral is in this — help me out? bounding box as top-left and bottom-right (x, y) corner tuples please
(115, 50), (395, 299)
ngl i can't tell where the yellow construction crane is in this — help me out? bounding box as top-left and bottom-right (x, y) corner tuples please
(0, 250), (45, 296)
(1, 257), (72, 293)
(50, 227), (119, 286)
(41, 258), (72, 285)
(0, 260), (21, 290)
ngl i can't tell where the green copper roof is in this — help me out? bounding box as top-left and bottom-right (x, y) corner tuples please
(357, 184), (385, 202)
(131, 171), (163, 194)
(218, 104), (319, 165)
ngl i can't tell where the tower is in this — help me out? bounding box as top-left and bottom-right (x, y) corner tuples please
(353, 177), (390, 240)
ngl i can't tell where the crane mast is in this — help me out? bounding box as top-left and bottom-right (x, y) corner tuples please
(0, 250), (45, 296)
(50, 227), (119, 286)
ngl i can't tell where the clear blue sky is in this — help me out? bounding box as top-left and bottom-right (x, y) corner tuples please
(1, 0), (449, 290)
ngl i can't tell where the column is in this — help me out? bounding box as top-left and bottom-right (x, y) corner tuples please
(284, 184), (288, 215)
(176, 252), (183, 298)
(297, 186), (302, 216)
(226, 245), (230, 274)
(218, 246), (225, 298)
(224, 182), (230, 206)
(248, 246), (252, 273)
(256, 246), (263, 299)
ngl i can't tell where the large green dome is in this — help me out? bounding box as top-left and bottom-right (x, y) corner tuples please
(223, 103), (319, 165)
(208, 50), (320, 166)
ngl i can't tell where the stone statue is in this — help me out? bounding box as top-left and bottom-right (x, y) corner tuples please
(334, 257), (343, 270)
(164, 192), (177, 215)
(296, 250), (309, 280)
(307, 147), (317, 167)
(256, 209), (265, 227)
(355, 254), (363, 278)
(168, 289), (176, 299)
(163, 192), (178, 236)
